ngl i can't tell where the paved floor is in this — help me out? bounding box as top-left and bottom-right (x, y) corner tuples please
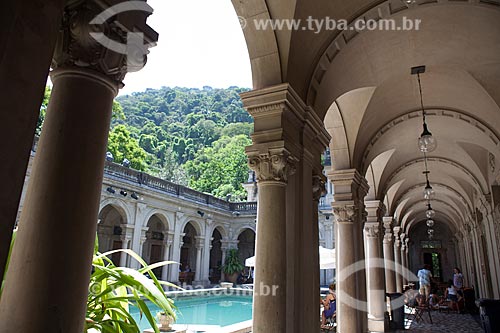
(395, 308), (483, 332)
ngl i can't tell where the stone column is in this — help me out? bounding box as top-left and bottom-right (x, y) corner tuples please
(247, 149), (296, 333)
(194, 236), (204, 283)
(242, 84), (329, 333)
(0, 0), (66, 280)
(329, 169), (369, 333)
(400, 234), (408, 287)
(393, 227), (403, 293)
(161, 233), (174, 282)
(0, 2), (157, 331)
(130, 203), (147, 269)
(404, 238), (410, 285)
(120, 238), (130, 267)
(383, 217), (396, 293)
(364, 201), (386, 333)
(220, 240), (230, 282)
(120, 224), (134, 267)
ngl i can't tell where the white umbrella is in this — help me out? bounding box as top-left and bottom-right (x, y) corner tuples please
(319, 246), (336, 270)
(244, 246), (336, 269)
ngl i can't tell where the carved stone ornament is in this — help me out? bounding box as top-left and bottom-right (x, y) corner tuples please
(52, 1), (156, 84)
(332, 205), (357, 223)
(248, 151), (297, 183)
(312, 174), (327, 201)
(364, 224), (379, 238)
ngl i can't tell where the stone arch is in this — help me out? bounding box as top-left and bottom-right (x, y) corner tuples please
(237, 228), (256, 264)
(97, 203), (128, 265)
(142, 209), (172, 231)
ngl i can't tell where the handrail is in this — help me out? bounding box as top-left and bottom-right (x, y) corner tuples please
(103, 161), (257, 213)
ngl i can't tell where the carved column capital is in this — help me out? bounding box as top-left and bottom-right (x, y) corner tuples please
(364, 222), (380, 238)
(52, 0), (158, 86)
(312, 173), (327, 201)
(248, 148), (298, 183)
(332, 204), (357, 224)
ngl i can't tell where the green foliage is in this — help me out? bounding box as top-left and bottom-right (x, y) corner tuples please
(222, 249), (244, 275)
(184, 135), (252, 200)
(2, 233), (178, 333)
(114, 86), (253, 196)
(107, 125), (149, 171)
(35, 86), (51, 136)
(86, 246), (178, 333)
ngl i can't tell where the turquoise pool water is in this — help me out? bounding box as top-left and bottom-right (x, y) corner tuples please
(130, 294), (253, 331)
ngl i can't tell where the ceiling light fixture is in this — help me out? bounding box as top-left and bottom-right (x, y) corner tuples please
(412, 66), (437, 153)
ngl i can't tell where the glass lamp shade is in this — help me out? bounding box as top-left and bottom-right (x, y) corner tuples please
(426, 206), (435, 219)
(426, 219), (435, 227)
(427, 229), (434, 235)
(418, 123), (437, 153)
(423, 183), (435, 200)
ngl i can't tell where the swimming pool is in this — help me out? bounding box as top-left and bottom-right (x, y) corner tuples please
(130, 293), (253, 331)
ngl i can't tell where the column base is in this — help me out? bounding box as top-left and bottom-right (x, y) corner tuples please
(367, 318), (386, 333)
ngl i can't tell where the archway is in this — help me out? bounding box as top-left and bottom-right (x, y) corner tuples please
(209, 228), (223, 284)
(142, 214), (167, 277)
(97, 204), (127, 266)
(180, 222), (198, 284)
(237, 228), (255, 264)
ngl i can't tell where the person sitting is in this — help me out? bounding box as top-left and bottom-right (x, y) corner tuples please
(183, 264), (192, 272)
(444, 280), (459, 313)
(320, 284), (336, 329)
(428, 293), (440, 310)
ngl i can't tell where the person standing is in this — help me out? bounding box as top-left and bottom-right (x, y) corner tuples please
(417, 264), (433, 302)
(453, 267), (464, 295)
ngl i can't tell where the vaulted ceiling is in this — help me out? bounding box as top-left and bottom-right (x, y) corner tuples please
(234, 0), (500, 235)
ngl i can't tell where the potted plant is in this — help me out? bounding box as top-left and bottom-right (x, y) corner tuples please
(222, 249), (244, 284)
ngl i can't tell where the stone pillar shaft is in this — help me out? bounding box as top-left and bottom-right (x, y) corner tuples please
(364, 201), (386, 333)
(0, 0), (66, 280)
(393, 227), (403, 293)
(0, 67), (118, 332)
(161, 242), (172, 281)
(329, 169), (369, 333)
(383, 217), (396, 293)
(253, 181), (287, 332)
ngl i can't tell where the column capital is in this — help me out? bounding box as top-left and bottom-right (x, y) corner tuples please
(364, 222), (380, 238)
(332, 203), (357, 224)
(247, 147), (298, 183)
(52, 0), (158, 86)
(194, 236), (205, 249)
(312, 173), (327, 201)
(383, 217), (394, 242)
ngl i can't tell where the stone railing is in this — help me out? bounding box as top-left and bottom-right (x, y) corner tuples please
(103, 161), (257, 214)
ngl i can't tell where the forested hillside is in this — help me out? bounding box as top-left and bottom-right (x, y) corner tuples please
(111, 86), (253, 200)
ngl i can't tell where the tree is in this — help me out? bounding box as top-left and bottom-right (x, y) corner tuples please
(184, 135), (251, 199)
(35, 86), (51, 136)
(107, 125), (149, 171)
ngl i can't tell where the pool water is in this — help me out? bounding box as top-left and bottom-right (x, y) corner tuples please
(130, 295), (253, 331)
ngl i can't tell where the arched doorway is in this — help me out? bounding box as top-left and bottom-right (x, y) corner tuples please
(97, 204), (126, 266)
(237, 228), (255, 264)
(180, 222), (197, 284)
(143, 214), (167, 277)
(209, 228), (223, 284)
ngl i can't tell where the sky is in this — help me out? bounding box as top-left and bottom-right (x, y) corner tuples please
(120, 0), (253, 95)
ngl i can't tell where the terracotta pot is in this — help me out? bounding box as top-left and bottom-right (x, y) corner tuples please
(225, 272), (239, 284)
